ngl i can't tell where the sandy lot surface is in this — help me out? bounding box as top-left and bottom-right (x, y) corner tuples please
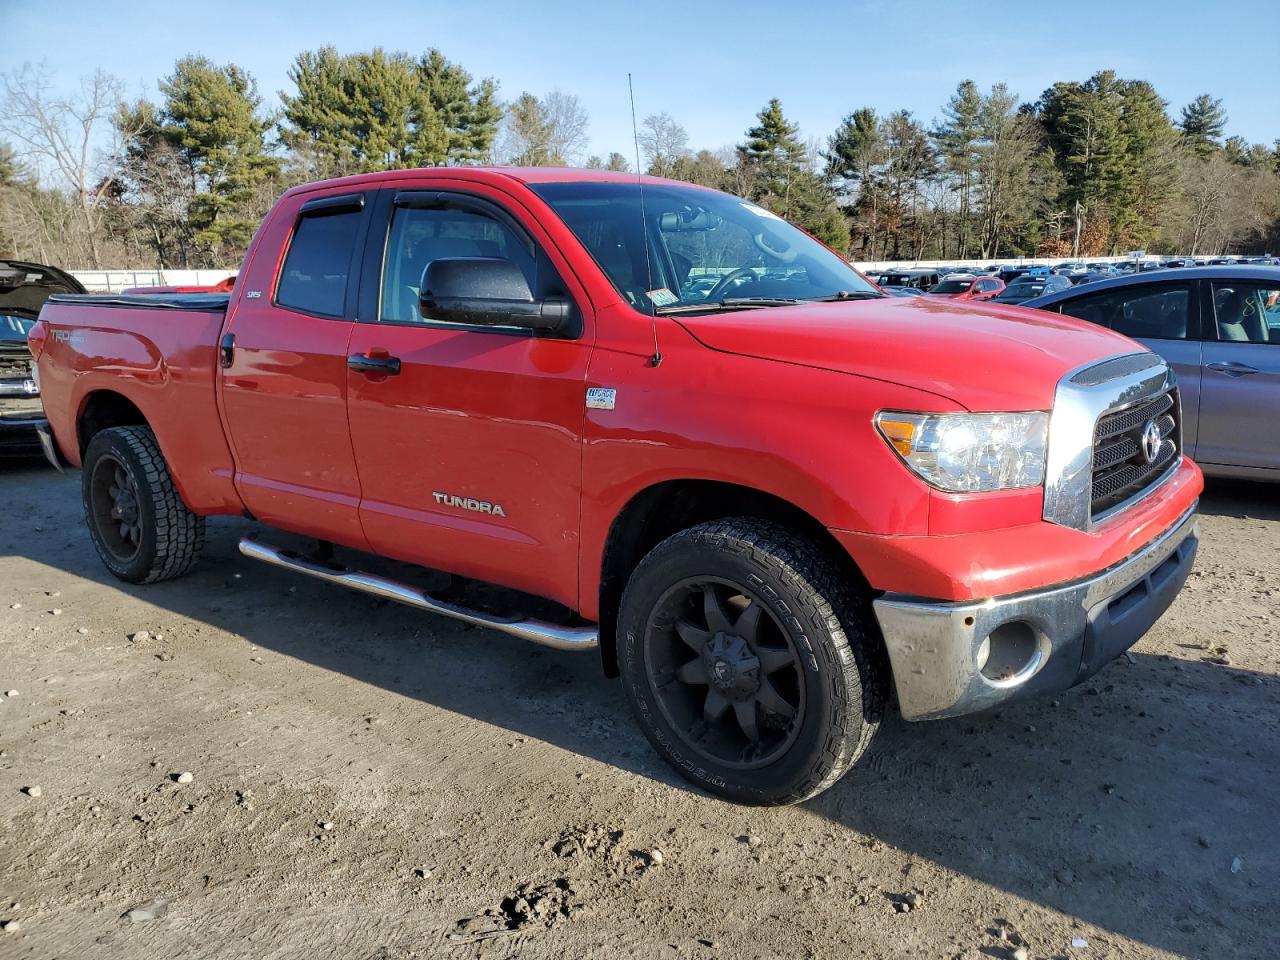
(0, 458), (1276, 960)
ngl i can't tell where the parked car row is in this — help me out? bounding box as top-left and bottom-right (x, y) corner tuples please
(1024, 266), (1279, 479)
(867, 260), (1279, 480)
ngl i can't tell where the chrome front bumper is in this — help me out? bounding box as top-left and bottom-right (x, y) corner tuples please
(873, 505), (1199, 721)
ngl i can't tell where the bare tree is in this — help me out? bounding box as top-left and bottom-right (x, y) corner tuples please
(541, 90), (589, 166)
(496, 89), (589, 167)
(0, 63), (135, 267)
(638, 113), (688, 177)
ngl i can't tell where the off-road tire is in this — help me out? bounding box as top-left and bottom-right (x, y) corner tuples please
(617, 518), (886, 806)
(82, 425), (205, 584)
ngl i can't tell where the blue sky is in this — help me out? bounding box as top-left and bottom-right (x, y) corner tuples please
(6, 0), (1279, 159)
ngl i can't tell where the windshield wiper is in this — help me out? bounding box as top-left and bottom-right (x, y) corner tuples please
(653, 297), (802, 315)
(802, 291), (884, 302)
(653, 291), (884, 316)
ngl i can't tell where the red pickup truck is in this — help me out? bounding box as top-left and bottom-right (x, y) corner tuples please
(30, 168), (1202, 805)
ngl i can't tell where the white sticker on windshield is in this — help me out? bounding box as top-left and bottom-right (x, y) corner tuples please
(645, 287), (678, 306)
(740, 202), (783, 221)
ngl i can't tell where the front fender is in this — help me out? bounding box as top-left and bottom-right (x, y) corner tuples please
(577, 328), (957, 618)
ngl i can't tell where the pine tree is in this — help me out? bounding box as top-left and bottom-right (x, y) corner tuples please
(153, 56), (280, 258)
(1179, 94), (1227, 157)
(825, 108), (884, 256)
(933, 80), (982, 256)
(1036, 72), (1129, 253)
(736, 99), (846, 249)
(280, 47), (500, 174)
(1116, 79), (1177, 247)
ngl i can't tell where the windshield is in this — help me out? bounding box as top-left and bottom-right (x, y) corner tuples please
(0, 314), (34, 343)
(529, 181), (879, 314)
(928, 279), (973, 294)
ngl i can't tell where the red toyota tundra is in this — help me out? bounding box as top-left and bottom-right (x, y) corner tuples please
(29, 168), (1202, 805)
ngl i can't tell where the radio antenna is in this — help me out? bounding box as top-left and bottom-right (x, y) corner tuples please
(628, 72), (662, 368)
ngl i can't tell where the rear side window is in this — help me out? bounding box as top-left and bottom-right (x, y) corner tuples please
(1212, 282), (1280, 344)
(1059, 284), (1191, 340)
(276, 208), (363, 318)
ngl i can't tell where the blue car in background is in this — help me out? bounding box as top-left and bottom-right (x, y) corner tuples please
(1023, 266), (1280, 480)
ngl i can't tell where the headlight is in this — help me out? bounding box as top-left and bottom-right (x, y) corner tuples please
(875, 410), (1049, 492)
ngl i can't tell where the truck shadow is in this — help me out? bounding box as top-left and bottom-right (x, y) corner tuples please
(3, 460), (1277, 958)
(1198, 475), (1280, 521)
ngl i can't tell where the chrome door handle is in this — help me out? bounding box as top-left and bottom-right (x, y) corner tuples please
(1206, 360), (1259, 377)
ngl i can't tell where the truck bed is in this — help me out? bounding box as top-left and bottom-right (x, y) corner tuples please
(46, 292), (230, 313)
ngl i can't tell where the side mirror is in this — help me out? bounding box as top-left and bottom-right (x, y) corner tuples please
(419, 257), (570, 334)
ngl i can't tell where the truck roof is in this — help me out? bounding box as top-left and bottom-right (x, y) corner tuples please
(278, 166), (707, 201)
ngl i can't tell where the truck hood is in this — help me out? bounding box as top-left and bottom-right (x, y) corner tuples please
(674, 296), (1142, 411)
(0, 260), (86, 319)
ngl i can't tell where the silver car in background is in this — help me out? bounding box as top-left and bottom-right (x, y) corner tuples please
(1024, 266), (1280, 480)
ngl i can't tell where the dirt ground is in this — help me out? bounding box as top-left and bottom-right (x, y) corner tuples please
(0, 458), (1276, 960)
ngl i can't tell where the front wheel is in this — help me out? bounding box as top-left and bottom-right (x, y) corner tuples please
(617, 519), (886, 806)
(82, 425), (205, 584)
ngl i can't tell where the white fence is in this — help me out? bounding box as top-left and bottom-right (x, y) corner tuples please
(853, 256), (1149, 272)
(69, 269), (236, 293)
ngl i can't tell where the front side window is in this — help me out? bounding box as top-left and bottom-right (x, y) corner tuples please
(529, 181), (879, 315)
(1058, 284), (1191, 340)
(1212, 282), (1280, 344)
(929, 279), (974, 294)
(379, 203), (536, 324)
(276, 208), (363, 317)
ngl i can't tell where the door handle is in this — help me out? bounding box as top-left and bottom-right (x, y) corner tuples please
(1206, 360), (1259, 377)
(219, 332), (235, 368)
(347, 353), (401, 375)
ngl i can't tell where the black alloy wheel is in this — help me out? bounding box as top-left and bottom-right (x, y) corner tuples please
(645, 577), (805, 769)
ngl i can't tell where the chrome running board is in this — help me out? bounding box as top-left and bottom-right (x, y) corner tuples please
(238, 538), (598, 652)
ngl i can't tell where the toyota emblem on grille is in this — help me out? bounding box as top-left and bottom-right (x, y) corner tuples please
(1140, 419), (1162, 464)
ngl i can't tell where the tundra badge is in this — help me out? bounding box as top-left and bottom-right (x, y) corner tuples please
(433, 492), (507, 518)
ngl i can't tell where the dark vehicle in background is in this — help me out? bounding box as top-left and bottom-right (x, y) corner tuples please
(871, 269), (940, 290)
(0, 261), (85, 454)
(881, 285), (924, 297)
(925, 274), (1005, 300)
(1024, 266), (1280, 480)
(991, 274), (1072, 304)
(1073, 270), (1117, 286)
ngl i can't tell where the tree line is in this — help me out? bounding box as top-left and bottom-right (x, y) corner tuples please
(1, 51), (1277, 269)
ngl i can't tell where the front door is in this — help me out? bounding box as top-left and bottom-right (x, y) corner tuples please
(1198, 279), (1280, 473)
(218, 189), (372, 548)
(344, 184), (595, 608)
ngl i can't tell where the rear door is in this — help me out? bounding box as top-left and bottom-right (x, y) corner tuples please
(218, 189), (373, 548)
(1054, 280), (1203, 455)
(1198, 278), (1280, 472)
(343, 182), (595, 608)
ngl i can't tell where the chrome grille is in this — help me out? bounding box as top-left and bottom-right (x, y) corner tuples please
(1090, 390), (1179, 517)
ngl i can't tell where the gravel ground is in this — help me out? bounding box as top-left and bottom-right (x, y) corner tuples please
(1, 458), (1276, 960)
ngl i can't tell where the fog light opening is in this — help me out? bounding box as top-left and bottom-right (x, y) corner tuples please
(978, 620), (1041, 684)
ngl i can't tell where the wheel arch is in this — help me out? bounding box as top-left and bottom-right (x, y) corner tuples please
(76, 389), (148, 456)
(594, 479), (872, 677)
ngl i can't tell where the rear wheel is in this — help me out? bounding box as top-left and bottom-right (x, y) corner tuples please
(617, 518), (885, 805)
(82, 426), (205, 583)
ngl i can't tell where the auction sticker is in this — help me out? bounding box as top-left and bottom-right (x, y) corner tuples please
(645, 287), (679, 306)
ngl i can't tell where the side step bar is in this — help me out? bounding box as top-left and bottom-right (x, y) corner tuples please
(238, 538), (598, 652)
